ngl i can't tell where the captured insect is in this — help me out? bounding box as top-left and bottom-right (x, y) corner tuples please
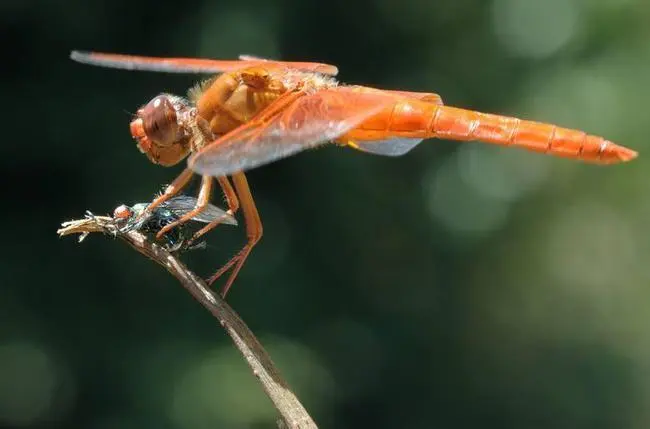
(113, 195), (237, 252)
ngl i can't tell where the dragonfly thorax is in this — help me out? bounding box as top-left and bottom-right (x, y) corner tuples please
(193, 69), (288, 138)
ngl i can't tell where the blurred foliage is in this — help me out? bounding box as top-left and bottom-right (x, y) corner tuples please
(2, 0), (650, 427)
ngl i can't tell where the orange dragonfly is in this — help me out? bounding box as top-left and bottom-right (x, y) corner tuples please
(70, 50), (638, 297)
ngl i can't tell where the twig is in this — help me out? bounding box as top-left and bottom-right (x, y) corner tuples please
(57, 214), (318, 429)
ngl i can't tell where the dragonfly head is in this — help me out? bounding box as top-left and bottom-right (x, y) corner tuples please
(130, 94), (193, 166)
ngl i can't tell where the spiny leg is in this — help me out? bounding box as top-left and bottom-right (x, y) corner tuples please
(188, 176), (240, 243)
(208, 172), (263, 297)
(140, 168), (194, 219)
(155, 175), (213, 239)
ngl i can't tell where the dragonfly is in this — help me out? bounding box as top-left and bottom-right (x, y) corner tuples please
(113, 195), (237, 252)
(70, 50), (638, 297)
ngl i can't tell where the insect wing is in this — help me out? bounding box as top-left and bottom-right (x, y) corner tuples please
(189, 86), (396, 177)
(238, 54), (338, 75)
(352, 138), (424, 156)
(70, 51), (338, 76)
(162, 196), (237, 226)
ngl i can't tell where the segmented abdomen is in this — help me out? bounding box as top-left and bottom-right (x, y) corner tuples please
(430, 106), (637, 164)
(351, 100), (636, 164)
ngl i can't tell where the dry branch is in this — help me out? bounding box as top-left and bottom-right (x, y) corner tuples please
(57, 214), (317, 429)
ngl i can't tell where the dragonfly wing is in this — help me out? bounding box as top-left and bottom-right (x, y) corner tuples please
(238, 54), (339, 75)
(189, 86), (396, 177)
(239, 54), (268, 61)
(71, 51), (338, 75)
(352, 138), (424, 156)
(164, 196), (238, 225)
(71, 51), (247, 73)
(342, 87), (438, 156)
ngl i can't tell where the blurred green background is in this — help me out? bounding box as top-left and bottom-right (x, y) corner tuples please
(2, 0), (650, 427)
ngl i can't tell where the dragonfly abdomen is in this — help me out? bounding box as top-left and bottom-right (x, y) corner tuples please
(430, 106), (637, 164)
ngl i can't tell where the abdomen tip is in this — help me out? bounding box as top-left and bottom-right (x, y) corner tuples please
(607, 141), (638, 163)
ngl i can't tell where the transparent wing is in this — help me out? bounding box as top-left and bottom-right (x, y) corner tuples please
(238, 54), (338, 75)
(70, 51), (338, 75)
(352, 138), (424, 156)
(193, 204), (237, 225)
(239, 54), (274, 61)
(344, 87), (441, 156)
(189, 86), (397, 177)
(162, 196), (237, 225)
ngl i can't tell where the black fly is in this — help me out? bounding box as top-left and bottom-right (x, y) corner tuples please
(112, 195), (237, 252)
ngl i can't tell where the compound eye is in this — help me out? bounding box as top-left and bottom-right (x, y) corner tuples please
(141, 96), (180, 146)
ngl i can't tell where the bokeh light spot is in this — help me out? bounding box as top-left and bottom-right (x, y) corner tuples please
(0, 342), (71, 426)
(457, 144), (549, 202)
(170, 339), (333, 428)
(492, 0), (581, 59)
(520, 68), (623, 138)
(422, 146), (514, 240)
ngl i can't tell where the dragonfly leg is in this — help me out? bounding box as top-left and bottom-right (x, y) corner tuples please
(155, 175), (213, 239)
(207, 172), (262, 297)
(187, 176), (240, 243)
(140, 168), (194, 219)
